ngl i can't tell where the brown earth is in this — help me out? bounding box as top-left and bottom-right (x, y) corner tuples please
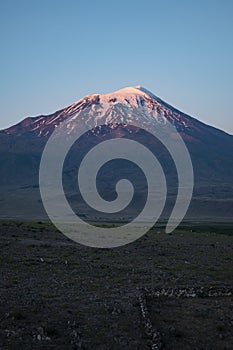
(0, 221), (232, 349)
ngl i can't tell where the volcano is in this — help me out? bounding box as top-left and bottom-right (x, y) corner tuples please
(0, 86), (232, 221)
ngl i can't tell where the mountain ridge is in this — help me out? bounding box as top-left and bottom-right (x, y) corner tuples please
(0, 86), (232, 221)
(2, 86), (232, 140)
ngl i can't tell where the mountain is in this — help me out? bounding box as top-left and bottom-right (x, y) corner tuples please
(0, 86), (232, 221)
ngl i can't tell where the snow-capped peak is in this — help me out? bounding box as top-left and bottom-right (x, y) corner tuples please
(60, 85), (193, 136)
(102, 85), (153, 98)
(83, 86), (157, 105)
(3, 86), (195, 137)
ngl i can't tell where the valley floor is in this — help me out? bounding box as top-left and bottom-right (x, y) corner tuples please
(0, 221), (232, 349)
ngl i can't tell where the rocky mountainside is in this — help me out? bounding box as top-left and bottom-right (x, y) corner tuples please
(0, 86), (232, 221)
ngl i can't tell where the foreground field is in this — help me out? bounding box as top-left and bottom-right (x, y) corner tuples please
(0, 221), (232, 349)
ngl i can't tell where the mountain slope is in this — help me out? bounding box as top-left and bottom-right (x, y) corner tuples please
(2, 86), (232, 141)
(0, 86), (232, 221)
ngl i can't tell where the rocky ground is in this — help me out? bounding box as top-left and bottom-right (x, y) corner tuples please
(0, 221), (232, 349)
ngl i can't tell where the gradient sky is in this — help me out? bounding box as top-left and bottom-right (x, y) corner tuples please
(1, 0), (233, 134)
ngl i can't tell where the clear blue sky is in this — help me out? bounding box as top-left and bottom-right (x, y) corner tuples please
(1, 0), (233, 134)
